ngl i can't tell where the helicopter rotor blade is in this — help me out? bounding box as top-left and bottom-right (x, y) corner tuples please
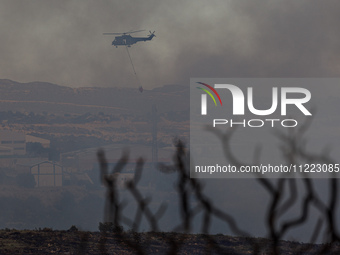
(103, 33), (124, 35)
(126, 29), (145, 34)
(103, 30), (145, 35)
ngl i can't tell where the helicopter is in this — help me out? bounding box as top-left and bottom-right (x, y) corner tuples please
(103, 30), (155, 47)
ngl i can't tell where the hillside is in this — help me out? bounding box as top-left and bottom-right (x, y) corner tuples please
(0, 229), (337, 254)
(0, 79), (189, 148)
(0, 79), (189, 115)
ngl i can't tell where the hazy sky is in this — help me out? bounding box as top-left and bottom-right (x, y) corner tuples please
(1, 0), (340, 89)
(1, 1), (340, 241)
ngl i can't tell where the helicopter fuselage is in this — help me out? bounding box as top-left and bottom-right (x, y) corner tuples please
(112, 34), (155, 47)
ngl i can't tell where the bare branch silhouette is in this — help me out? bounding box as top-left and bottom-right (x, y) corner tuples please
(94, 118), (340, 254)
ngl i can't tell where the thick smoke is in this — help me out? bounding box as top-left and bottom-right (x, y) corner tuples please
(0, 0), (340, 89)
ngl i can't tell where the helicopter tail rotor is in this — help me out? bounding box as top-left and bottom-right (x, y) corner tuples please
(149, 31), (156, 37)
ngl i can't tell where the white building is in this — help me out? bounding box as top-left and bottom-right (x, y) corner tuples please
(0, 130), (26, 156)
(26, 135), (50, 148)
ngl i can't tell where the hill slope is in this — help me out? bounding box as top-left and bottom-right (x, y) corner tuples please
(0, 79), (189, 115)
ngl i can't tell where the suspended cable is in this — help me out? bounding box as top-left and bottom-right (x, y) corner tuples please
(125, 46), (143, 92)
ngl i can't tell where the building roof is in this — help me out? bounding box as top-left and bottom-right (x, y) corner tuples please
(26, 135), (50, 147)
